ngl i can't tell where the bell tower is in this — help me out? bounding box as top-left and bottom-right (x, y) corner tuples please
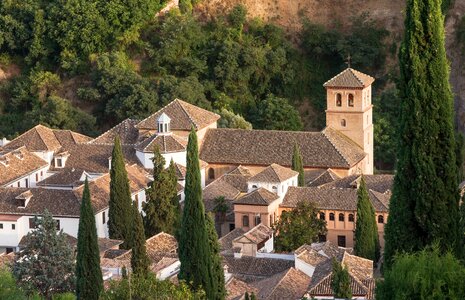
(323, 68), (375, 174)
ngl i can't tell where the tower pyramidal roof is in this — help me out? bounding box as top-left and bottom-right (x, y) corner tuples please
(323, 68), (375, 89)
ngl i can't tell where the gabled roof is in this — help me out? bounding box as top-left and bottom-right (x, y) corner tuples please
(323, 68), (375, 89)
(233, 224), (273, 245)
(234, 188), (279, 206)
(249, 164), (298, 183)
(135, 134), (187, 153)
(200, 128), (366, 169)
(318, 174), (393, 193)
(306, 168), (340, 187)
(219, 228), (246, 252)
(89, 119), (140, 145)
(3, 125), (62, 152)
(222, 254), (295, 278)
(37, 168), (87, 187)
(136, 99), (220, 131)
(0, 147), (48, 186)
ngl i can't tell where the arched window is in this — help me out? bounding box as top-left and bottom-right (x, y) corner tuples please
(378, 215), (384, 224)
(341, 119), (346, 127)
(252, 185), (258, 189)
(336, 93), (342, 107)
(348, 94), (354, 107)
(348, 214), (354, 222)
(272, 186), (278, 191)
(319, 212), (325, 220)
(329, 213), (335, 221)
(208, 168), (215, 180)
(242, 215), (249, 227)
(339, 213), (345, 222)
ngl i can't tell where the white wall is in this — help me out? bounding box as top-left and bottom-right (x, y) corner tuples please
(247, 175), (298, 197)
(32, 151), (54, 164)
(4, 165), (49, 188)
(96, 209), (109, 238)
(157, 260), (180, 280)
(136, 150), (187, 169)
(295, 257), (316, 277)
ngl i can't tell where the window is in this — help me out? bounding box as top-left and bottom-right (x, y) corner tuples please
(0, 223), (3, 229)
(378, 215), (384, 224)
(242, 215), (249, 227)
(17, 181), (20, 187)
(134, 194), (139, 206)
(270, 215), (273, 226)
(102, 211), (106, 224)
(319, 212), (325, 220)
(6, 248), (14, 254)
(40, 171), (43, 177)
(25, 178), (29, 188)
(36, 173), (39, 182)
(12, 224), (15, 230)
(208, 168), (215, 180)
(337, 235), (346, 247)
(341, 119), (346, 127)
(318, 235), (327, 242)
(329, 213), (335, 221)
(252, 185), (258, 189)
(56, 158), (63, 168)
(272, 186), (277, 192)
(336, 93), (342, 107)
(55, 220), (60, 230)
(29, 218), (38, 229)
(229, 223), (235, 232)
(339, 213), (345, 222)
(348, 94), (354, 107)
(348, 214), (354, 222)
(254, 214), (261, 226)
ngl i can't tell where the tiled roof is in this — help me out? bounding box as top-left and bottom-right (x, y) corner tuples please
(222, 254), (294, 278)
(281, 187), (389, 212)
(323, 68), (375, 89)
(204, 179), (241, 203)
(0, 147), (48, 186)
(306, 168), (340, 187)
(234, 188), (279, 206)
(219, 228), (246, 252)
(173, 163), (187, 180)
(249, 164), (298, 183)
(135, 134), (187, 153)
(229, 165), (253, 177)
(253, 267), (311, 300)
(295, 246), (328, 267)
(89, 119), (140, 145)
(200, 128), (366, 169)
(234, 224), (273, 245)
(0, 188), (81, 217)
(308, 273), (371, 297)
(3, 125), (92, 152)
(137, 99), (220, 131)
(226, 277), (259, 300)
(37, 168), (86, 187)
(318, 174), (393, 193)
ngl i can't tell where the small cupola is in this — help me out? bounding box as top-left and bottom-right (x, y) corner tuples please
(157, 113), (171, 135)
(16, 190), (33, 208)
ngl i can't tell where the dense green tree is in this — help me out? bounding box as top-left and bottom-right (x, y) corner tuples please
(168, 159), (181, 231)
(376, 246), (465, 299)
(354, 176), (379, 262)
(131, 203), (150, 277)
(460, 200), (465, 256)
(143, 146), (178, 237)
(178, 128), (216, 297)
(108, 136), (133, 248)
(253, 94), (303, 131)
(292, 143), (305, 187)
(331, 260), (352, 299)
(217, 108), (252, 129)
(101, 273), (205, 299)
(383, 0), (461, 269)
(0, 268), (33, 300)
(205, 213), (227, 299)
(273, 201), (327, 252)
(13, 211), (75, 298)
(76, 179), (103, 300)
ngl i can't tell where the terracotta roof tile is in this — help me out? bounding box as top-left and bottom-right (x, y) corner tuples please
(323, 68), (375, 89)
(219, 228), (246, 252)
(37, 168), (87, 187)
(234, 188), (279, 206)
(306, 168), (340, 187)
(281, 187), (389, 212)
(233, 224), (273, 245)
(3, 125), (62, 152)
(249, 164), (298, 183)
(318, 174), (393, 193)
(253, 268), (311, 300)
(0, 147), (48, 186)
(222, 254), (294, 278)
(137, 99), (220, 131)
(135, 133), (187, 153)
(89, 119), (140, 145)
(226, 277), (259, 300)
(200, 128), (366, 169)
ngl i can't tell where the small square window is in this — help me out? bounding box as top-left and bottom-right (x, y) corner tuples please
(0, 223), (3, 229)
(12, 224), (15, 230)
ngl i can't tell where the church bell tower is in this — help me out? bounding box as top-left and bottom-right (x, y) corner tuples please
(323, 68), (375, 174)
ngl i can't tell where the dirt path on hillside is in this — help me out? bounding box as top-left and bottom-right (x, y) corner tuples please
(445, 0), (465, 131)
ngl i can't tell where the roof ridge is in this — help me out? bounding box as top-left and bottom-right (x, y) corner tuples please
(137, 100), (176, 129)
(266, 268), (293, 298)
(176, 99), (199, 129)
(270, 164), (282, 182)
(321, 128), (350, 167)
(349, 68), (366, 87)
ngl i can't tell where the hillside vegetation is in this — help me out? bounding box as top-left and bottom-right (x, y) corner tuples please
(1, 0), (454, 170)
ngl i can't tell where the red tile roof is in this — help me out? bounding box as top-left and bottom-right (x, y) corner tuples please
(323, 68), (375, 89)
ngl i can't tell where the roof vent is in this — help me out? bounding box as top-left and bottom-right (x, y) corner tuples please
(12, 150), (24, 160)
(157, 113), (171, 135)
(0, 156), (9, 167)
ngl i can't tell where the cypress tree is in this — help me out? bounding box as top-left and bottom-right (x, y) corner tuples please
(143, 146), (178, 237)
(178, 128), (215, 297)
(331, 259), (352, 299)
(168, 159), (181, 231)
(354, 176), (379, 261)
(108, 135), (133, 248)
(206, 213), (226, 300)
(76, 179), (103, 300)
(383, 0), (461, 269)
(292, 143), (305, 186)
(131, 203), (150, 277)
